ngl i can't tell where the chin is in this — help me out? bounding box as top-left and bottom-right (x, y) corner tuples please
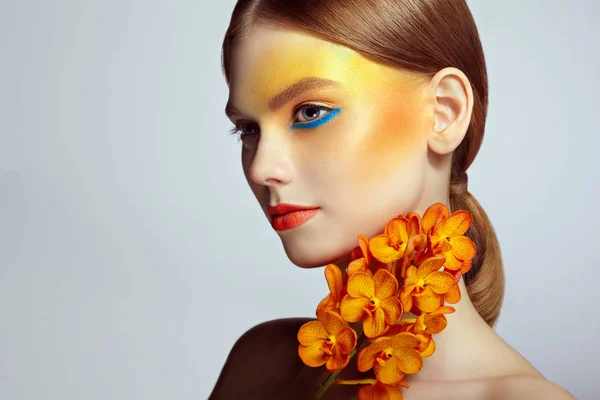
(281, 237), (353, 269)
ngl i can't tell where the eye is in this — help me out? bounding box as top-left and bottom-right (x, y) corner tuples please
(228, 121), (260, 145)
(227, 104), (341, 144)
(295, 105), (329, 122)
(291, 104), (341, 130)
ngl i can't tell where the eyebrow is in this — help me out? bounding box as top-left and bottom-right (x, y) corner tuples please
(225, 77), (340, 119)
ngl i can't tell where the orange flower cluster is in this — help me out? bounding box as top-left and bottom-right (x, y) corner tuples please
(297, 203), (476, 399)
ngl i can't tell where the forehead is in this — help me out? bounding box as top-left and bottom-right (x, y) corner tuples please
(228, 24), (416, 114)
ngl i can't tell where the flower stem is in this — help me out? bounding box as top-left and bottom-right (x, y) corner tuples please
(311, 369), (341, 400)
(312, 348), (358, 400)
(336, 378), (377, 385)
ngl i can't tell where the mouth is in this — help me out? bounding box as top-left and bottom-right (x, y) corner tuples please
(268, 203), (320, 232)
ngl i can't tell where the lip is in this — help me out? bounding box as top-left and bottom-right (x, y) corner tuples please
(267, 203), (319, 217)
(268, 203), (320, 231)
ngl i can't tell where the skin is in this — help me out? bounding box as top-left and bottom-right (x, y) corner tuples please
(213, 23), (575, 400)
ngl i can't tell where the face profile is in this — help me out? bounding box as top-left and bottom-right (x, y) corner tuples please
(226, 23), (469, 269)
(212, 2), (580, 399)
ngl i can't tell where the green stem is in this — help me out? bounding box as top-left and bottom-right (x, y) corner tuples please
(312, 333), (369, 400)
(311, 368), (342, 400)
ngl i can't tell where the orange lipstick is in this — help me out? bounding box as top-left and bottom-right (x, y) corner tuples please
(268, 203), (320, 231)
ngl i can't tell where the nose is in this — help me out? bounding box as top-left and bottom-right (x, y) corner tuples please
(246, 132), (293, 188)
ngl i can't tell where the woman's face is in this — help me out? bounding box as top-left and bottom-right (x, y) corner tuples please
(226, 24), (438, 268)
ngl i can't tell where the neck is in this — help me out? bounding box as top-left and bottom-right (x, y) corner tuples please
(333, 256), (515, 382)
(405, 278), (500, 382)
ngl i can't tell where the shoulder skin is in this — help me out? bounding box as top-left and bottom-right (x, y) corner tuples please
(490, 375), (577, 400)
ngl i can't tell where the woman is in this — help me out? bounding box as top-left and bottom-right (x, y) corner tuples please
(210, 0), (575, 399)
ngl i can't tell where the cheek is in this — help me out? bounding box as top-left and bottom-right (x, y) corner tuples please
(305, 95), (428, 194)
(361, 101), (426, 179)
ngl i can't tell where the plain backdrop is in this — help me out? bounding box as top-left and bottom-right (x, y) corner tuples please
(1, 0), (598, 399)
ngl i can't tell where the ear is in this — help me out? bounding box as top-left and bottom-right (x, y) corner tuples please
(426, 67), (474, 155)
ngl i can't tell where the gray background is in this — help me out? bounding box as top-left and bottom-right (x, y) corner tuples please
(1, 0), (598, 399)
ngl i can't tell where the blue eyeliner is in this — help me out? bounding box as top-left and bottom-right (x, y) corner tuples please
(291, 107), (342, 130)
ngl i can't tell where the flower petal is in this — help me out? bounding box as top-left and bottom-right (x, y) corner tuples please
(358, 234), (370, 263)
(298, 342), (328, 367)
(407, 212), (422, 237)
(357, 384), (374, 400)
(424, 314), (448, 334)
(414, 288), (442, 312)
(419, 336), (436, 358)
(400, 288), (414, 311)
(364, 307), (387, 338)
(404, 265), (418, 287)
(336, 326), (358, 354)
(297, 320), (328, 345)
(340, 295), (369, 322)
(443, 252), (463, 270)
(347, 272), (375, 299)
(422, 203), (448, 233)
(380, 296), (403, 325)
(325, 348), (351, 371)
(369, 234), (403, 263)
(424, 271), (456, 294)
(318, 309), (347, 336)
(405, 234), (425, 257)
(394, 348), (423, 374)
(449, 236), (476, 260)
(384, 216), (408, 237)
(445, 284), (461, 304)
(417, 256), (446, 277)
(324, 264), (343, 299)
(374, 355), (403, 385)
(436, 210), (471, 237)
(373, 269), (399, 299)
(358, 382), (404, 400)
(357, 337), (393, 372)
(348, 257), (368, 276)
(432, 306), (456, 315)
(357, 346), (378, 372)
(316, 293), (335, 314)
(461, 259), (473, 274)
(388, 332), (421, 349)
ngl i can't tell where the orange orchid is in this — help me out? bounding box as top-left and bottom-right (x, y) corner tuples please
(358, 380), (405, 400)
(445, 283), (461, 304)
(357, 333), (423, 384)
(340, 269), (403, 338)
(400, 306), (455, 358)
(369, 217), (410, 263)
(298, 310), (357, 372)
(421, 203), (449, 235)
(297, 204), (475, 400)
(349, 234), (389, 276)
(413, 306), (455, 335)
(316, 264), (345, 314)
(431, 210), (476, 270)
(400, 256), (455, 312)
(416, 335), (436, 358)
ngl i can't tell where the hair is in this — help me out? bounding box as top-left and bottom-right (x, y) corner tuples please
(221, 0), (505, 327)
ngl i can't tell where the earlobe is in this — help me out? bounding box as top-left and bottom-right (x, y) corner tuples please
(427, 67), (474, 155)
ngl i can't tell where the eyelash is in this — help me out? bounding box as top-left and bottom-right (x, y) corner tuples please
(228, 103), (338, 143)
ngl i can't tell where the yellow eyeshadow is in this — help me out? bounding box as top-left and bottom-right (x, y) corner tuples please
(235, 29), (428, 121)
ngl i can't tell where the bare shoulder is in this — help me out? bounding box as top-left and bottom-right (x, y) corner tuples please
(408, 374), (576, 400)
(490, 375), (576, 400)
(209, 318), (316, 400)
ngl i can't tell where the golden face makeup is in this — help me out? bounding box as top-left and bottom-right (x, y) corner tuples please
(227, 24), (436, 268)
